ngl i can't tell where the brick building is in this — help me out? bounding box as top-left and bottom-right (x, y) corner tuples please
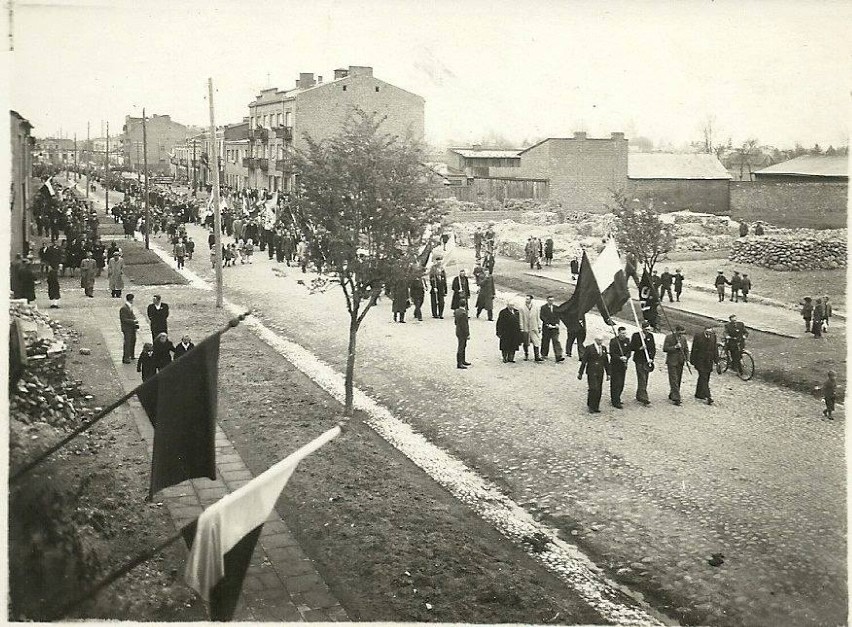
(244, 65), (424, 192)
(122, 114), (193, 174)
(10, 112), (35, 260)
(626, 153), (731, 214)
(490, 131), (629, 212)
(34, 137), (75, 166)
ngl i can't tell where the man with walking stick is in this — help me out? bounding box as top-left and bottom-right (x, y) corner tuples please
(630, 321), (656, 406)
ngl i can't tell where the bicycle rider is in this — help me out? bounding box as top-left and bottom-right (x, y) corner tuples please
(724, 314), (749, 373)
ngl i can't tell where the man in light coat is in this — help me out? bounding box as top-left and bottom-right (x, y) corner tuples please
(518, 294), (543, 361)
(107, 251), (124, 298)
(119, 293), (139, 364)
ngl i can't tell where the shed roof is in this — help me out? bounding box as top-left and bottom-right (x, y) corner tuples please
(754, 154), (848, 178)
(628, 153), (731, 180)
(449, 148), (522, 160)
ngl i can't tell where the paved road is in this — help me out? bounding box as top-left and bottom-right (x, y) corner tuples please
(136, 217), (846, 627)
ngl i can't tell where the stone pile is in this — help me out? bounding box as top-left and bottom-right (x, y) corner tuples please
(729, 237), (847, 271)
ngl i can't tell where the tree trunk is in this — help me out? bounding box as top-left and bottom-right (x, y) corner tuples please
(344, 314), (359, 416)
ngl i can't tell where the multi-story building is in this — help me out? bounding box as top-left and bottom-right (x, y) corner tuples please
(244, 65), (424, 191)
(34, 137), (76, 166)
(171, 127), (226, 188)
(223, 121), (250, 190)
(10, 111), (34, 260)
(122, 114), (194, 174)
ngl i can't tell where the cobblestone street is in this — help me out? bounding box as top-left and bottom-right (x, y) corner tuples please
(145, 218), (846, 627)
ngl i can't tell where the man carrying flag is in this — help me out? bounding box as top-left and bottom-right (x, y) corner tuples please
(638, 270), (660, 331)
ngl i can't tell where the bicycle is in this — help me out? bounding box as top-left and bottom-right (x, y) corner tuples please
(716, 339), (755, 381)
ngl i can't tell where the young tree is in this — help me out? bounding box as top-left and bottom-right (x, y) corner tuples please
(290, 109), (443, 416)
(608, 191), (676, 274)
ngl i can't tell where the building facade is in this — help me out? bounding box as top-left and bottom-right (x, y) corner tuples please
(626, 153), (732, 214)
(122, 114), (193, 174)
(244, 65), (425, 192)
(445, 147), (522, 177)
(10, 111), (34, 260)
(490, 132), (629, 212)
(223, 121), (250, 190)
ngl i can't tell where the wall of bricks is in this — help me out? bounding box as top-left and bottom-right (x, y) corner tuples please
(730, 180), (848, 229)
(626, 179), (730, 214)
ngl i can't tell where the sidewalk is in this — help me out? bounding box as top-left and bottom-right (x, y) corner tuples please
(60, 177), (348, 622)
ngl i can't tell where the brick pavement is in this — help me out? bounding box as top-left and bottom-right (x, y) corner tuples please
(55, 177), (348, 622)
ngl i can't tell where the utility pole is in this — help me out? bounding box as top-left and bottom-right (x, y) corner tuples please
(105, 121), (109, 216)
(208, 78), (224, 308)
(192, 139), (197, 191)
(86, 122), (90, 199)
(74, 133), (78, 181)
(143, 108), (150, 249)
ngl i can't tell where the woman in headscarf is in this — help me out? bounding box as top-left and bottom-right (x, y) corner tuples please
(152, 332), (175, 373)
(107, 251), (125, 298)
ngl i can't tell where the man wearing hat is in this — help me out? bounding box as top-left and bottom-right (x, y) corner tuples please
(608, 327), (632, 409)
(578, 334), (610, 413)
(724, 314), (748, 373)
(714, 271), (730, 303)
(454, 303), (471, 369)
(663, 325), (690, 405)
(630, 321), (656, 406)
(690, 326), (719, 404)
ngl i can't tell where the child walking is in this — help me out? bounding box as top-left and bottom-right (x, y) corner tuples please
(819, 370), (838, 420)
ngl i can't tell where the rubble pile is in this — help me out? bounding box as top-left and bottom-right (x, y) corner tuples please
(729, 237), (847, 271)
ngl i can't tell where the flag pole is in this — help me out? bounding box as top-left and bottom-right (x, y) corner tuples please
(50, 524), (190, 620)
(208, 78), (224, 308)
(628, 298), (653, 366)
(143, 108), (150, 250)
(10, 312), (252, 482)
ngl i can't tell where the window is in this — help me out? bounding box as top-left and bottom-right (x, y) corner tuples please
(285, 111), (291, 126)
(277, 113), (282, 126)
(375, 86), (379, 92)
(342, 85), (347, 91)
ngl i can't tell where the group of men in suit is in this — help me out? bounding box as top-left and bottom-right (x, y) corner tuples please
(577, 321), (723, 413)
(119, 292), (195, 367)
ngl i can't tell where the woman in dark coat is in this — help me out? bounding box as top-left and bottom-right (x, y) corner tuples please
(47, 267), (61, 308)
(137, 343), (157, 382)
(475, 271), (495, 321)
(392, 279), (410, 323)
(496, 300), (523, 363)
(18, 259), (37, 303)
(152, 332), (175, 372)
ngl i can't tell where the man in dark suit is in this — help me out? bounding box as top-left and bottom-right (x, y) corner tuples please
(630, 321), (656, 406)
(451, 269), (471, 310)
(565, 315), (586, 360)
(663, 325), (690, 405)
(454, 306), (471, 369)
(147, 294), (170, 341)
(496, 300), (523, 363)
(723, 314), (748, 373)
(429, 262), (448, 319)
(659, 268), (674, 302)
(119, 293), (139, 364)
(578, 335), (609, 413)
(173, 334), (195, 360)
(409, 274), (426, 322)
(690, 327), (719, 405)
(608, 327), (632, 409)
(539, 296), (565, 362)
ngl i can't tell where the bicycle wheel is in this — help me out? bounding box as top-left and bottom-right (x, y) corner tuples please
(737, 351), (754, 381)
(716, 343), (729, 374)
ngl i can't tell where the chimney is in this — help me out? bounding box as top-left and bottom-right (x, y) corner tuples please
(298, 72), (316, 88)
(348, 65), (373, 78)
(573, 131), (587, 139)
(611, 132), (625, 140)
(334, 68), (349, 79)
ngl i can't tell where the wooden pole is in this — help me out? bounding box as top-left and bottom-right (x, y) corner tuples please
(73, 133), (78, 181)
(143, 108), (150, 249)
(208, 78), (224, 308)
(105, 121), (110, 215)
(86, 122), (90, 199)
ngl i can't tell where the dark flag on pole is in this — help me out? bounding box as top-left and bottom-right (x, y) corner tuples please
(556, 250), (598, 326)
(638, 270), (659, 327)
(136, 333), (221, 498)
(184, 426), (341, 620)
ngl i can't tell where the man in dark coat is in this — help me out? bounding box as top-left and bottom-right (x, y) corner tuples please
(173, 334), (195, 360)
(659, 268), (674, 302)
(630, 321), (656, 406)
(17, 258), (37, 303)
(539, 295), (565, 362)
(730, 271), (743, 302)
(147, 295), (170, 341)
(565, 314), (586, 360)
(451, 269), (471, 310)
(454, 305), (471, 369)
(429, 262), (448, 319)
(714, 271), (729, 303)
(578, 334), (610, 413)
(608, 327), (632, 409)
(409, 274), (426, 322)
(119, 294), (139, 364)
(663, 325), (690, 405)
(723, 314), (748, 372)
(496, 301), (523, 363)
(392, 279), (410, 323)
(690, 327), (719, 405)
(475, 270), (495, 321)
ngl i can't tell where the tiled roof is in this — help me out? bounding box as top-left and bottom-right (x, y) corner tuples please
(628, 153), (732, 180)
(754, 154), (849, 178)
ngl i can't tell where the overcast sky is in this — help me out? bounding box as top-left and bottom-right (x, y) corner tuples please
(7, 0), (852, 149)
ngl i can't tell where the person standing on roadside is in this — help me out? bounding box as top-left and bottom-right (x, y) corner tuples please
(690, 326), (719, 405)
(518, 294), (543, 362)
(730, 271), (743, 303)
(47, 266), (61, 308)
(475, 270), (495, 321)
(429, 261), (448, 319)
(147, 295), (170, 341)
(663, 325), (690, 405)
(119, 293), (139, 364)
(451, 269), (471, 311)
(539, 295), (565, 362)
(659, 268), (674, 302)
(608, 327), (632, 409)
(740, 273), (752, 302)
(823, 296), (833, 332)
(80, 251), (97, 298)
(496, 300), (523, 363)
(578, 334), (609, 414)
(714, 271), (729, 303)
(454, 304), (471, 369)
(674, 268), (684, 302)
(108, 251), (124, 298)
(630, 321), (656, 406)
(801, 297), (814, 333)
(812, 298), (825, 338)
(409, 273), (426, 322)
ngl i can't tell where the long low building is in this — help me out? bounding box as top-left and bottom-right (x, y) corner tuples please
(626, 152), (732, 214)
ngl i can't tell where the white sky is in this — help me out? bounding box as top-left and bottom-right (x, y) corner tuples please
(6, 0), (852, 149)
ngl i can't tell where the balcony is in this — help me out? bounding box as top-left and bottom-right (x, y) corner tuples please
(257, 158), (269, 171)
(274, 126), (294, 142)
(248, 127), (269, 142)
(276, 157), (295, 172)
(242, 157), (255, 168)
